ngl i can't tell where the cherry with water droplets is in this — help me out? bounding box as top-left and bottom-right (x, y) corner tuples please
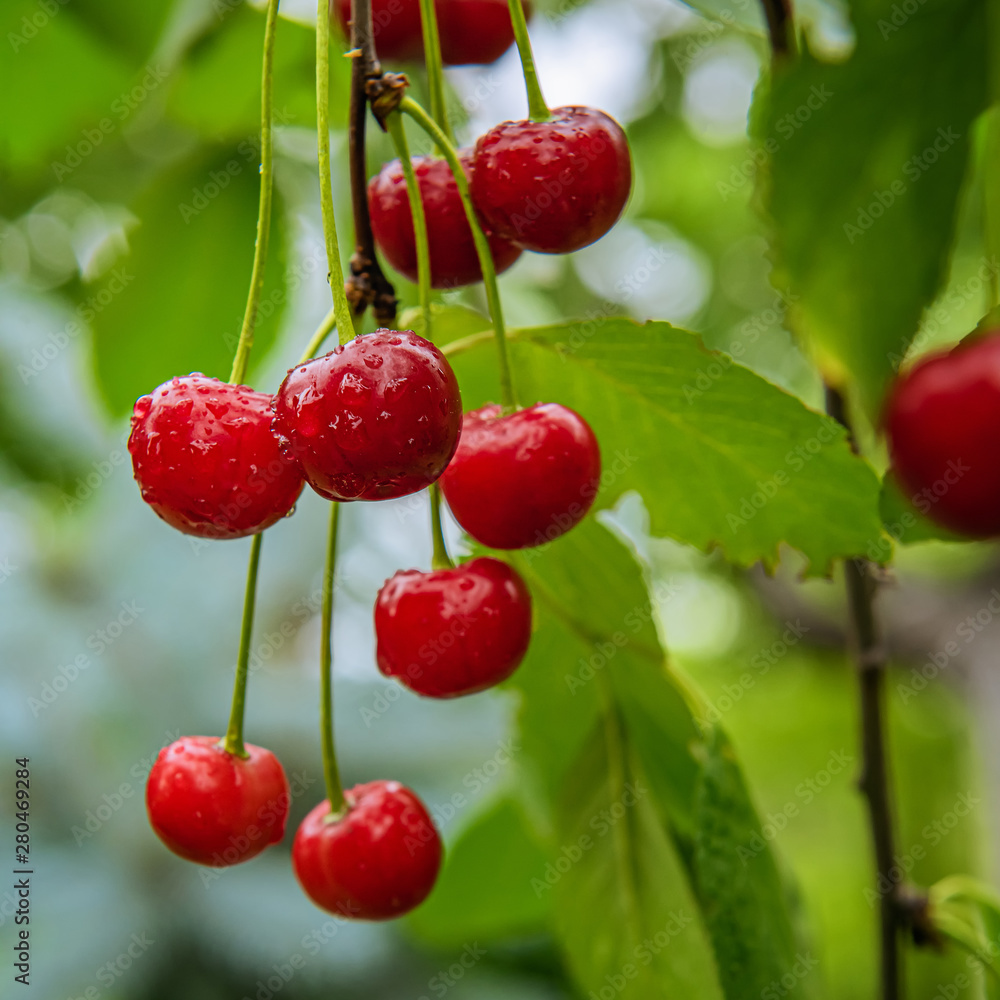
(440, 402), (601, 549)
(375, 556), (532, 697)
(470, 106), (633, 254)
(128, 375), (304, 539)
(332, 0), (526, 66)
(884, 330), (1000, 538)
(293, 781), (442, 920)
(368, 151), (521, 289)
(145, 736), (290, 866)
(272, 330), (462, 502)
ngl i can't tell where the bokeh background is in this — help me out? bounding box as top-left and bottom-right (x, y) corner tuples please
(0, 0), (996, 997)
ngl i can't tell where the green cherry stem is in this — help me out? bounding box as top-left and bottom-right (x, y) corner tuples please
(229, 0), (281, 386)
(222, 533), (265, 758)
(399, 95), (518, 411)
(429, 483), (454, 570)
(317, 0), (357, 346)
(507, 0), (550, 122)
(417, 0), (454, 143)
(386, 112), (433, 338)
(320, 502), (348, 817)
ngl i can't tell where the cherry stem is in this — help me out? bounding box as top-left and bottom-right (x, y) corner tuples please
(417, 0), (454, 143)
(317, 0), (358, 346)
(758, 0), (795, 64)
(319, 502), (348, 817)
(386, 112), (433, 338)
(507, 0), (550, 122)
(229, 0), (280, 386)
(429, 483), (454, 570)
(222, 533), (264, 759)
(399, 96), (518, 411)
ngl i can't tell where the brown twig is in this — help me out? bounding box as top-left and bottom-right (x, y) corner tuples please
(759, 0), (794, 63)
(345, 0), (398, 324)
(826, 383), (905, 1000)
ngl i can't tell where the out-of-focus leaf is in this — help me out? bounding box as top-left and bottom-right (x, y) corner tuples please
(552, 723), (725, 999)
(66, 0), (175, 61)
(693, 726), (816, 998)
(88, 145), (287, 414)
(408, 795), (551, 947)
(0, 2), (133, 176)
(167, 5), (342, 140)
(445, 318), (884, 574)
(761, 0), (989, 413)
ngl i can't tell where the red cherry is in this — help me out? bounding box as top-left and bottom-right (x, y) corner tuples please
(272, 330), (462, 502)
(470, 106), (633, 254)
(146, 736), (290, 866)
(368, 151), (522, 289)
(375, 556), (532, 697)
(439, 403), (601, 549)
(128, 375), (304, 539)
(332, 0), (525, 65)
(293, 781), (442, 920)
(884, 331), (1000, 537)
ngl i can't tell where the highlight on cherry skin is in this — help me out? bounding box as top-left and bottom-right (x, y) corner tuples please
(470, 105), (633, 255)
(272, 329), (462, 503)
(368, 151), (522, 289)
(145, 736), (290, 867)
(128, 375), (304, 540)
(440, 402), (602, 550)
(332, 0), (528, 67)
(883, 329), (1000, 538)
(375, 556), (533, 698)
(293, 780), (443, 920)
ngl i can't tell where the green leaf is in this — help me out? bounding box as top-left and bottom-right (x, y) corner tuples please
(552, 720), (725, 1000)
(0, 2), (132, 176)
(89, 145), (287, 414)
(445, 318), (883, 573)
(692, 726), (816, 999)
(408, 795), (551, 947)
(761, 0), (990, 412)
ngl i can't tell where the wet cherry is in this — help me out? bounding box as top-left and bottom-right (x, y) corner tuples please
(272, 330), (462, 502)
(332, 0), (525, 66)
(375, 556), (532, 697)
(146, 736), (290, 867)
(293, 781), (442, 920)
(128, 376), (304, 540)
(368, 151), (521, 289)
(884, 331), (1000, 538)
(470, 106), (633, 254)
(439, 403), (601, 549)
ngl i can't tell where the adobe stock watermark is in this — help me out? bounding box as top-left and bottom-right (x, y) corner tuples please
(65, 931), (155, 1000)
(416, 943), (488, 1000)
(701, 620), (810, 723)
(761, 953), (820, 1000)
(563, 577), (682, 695)
(737, 750), (853, 865)
(51, 66), (170, 181)
(71, 729), (180, 845)
(7, 0), (70, 53)
(843, 126), (961, 244)
(717, 87), (833, 202)
(18, 268), (134, 384)
(425, 739), (519, 828)
(863, 791), (979, 907)
(682, 289), (799, 403)
(27, 601), (145, 717)
(878, 0), (931, 39)
(584, 911), (695, 1000)
(530, 780), (648, 897)
(896, 589), (1000, 703)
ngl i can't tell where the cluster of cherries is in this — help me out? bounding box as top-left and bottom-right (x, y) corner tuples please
(125, 0), (627, 923)
(352, 0), (633, 286)
(884, 328), (1000, 539)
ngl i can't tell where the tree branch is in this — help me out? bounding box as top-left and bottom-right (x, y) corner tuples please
(758, 0), (794, 63)
(826, 383), (904, 1000)
(345, 0), (398, 325)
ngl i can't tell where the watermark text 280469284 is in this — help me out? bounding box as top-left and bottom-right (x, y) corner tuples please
(13, 758), (32, 987)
